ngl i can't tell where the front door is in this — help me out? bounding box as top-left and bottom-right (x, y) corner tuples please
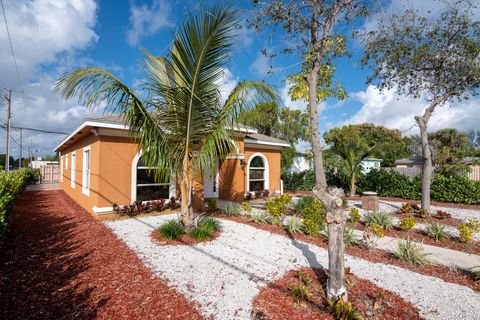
(203, 161), (219, 198)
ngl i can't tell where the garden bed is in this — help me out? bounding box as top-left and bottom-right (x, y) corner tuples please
(252, 267), (422, 320)
(151, 229), (221, 246)
(215, 214), (480, 292)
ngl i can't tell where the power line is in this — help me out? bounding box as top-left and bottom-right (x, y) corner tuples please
(0, 124), (68, 135)
(1, 0), (28, 124)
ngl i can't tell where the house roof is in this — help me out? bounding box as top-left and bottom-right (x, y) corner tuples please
(394, 157), (424, 165)
(363, 157), (383, 162)
(54, 114), (290, 152)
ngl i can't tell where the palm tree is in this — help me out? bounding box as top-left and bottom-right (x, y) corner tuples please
(55, 2), (277, 228)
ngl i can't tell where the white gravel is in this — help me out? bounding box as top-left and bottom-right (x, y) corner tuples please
(105, 215), (480, 320)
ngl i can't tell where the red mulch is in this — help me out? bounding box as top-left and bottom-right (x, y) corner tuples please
(0, 190), (204, 320)
(351, 222), (480, 255)
(215, 215), (480, 292)
(151, 229), (221, 246)
(285, 190), (480, 210)
(252, 267), (422, 320)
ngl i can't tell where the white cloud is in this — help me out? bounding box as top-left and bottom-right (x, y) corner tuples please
(249, 53), (275, 77)
(0, 0), (99, 157)
(216, 68), (238, 103)
(127, 0), (173, 47)
(345, 85), (480, 135)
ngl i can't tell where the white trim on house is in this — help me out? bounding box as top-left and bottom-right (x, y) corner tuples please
(82, 146), (91, 196)
(70, 152), (76, 189)
(60, 156), (63, 182)
(92, 206), (114, 214)
(244, 138), (290, 148)
(54, 120), (128, 151)
(65, 153), (68, 170)
(225, 153), (245, 159)
(246, 152), (269, 192)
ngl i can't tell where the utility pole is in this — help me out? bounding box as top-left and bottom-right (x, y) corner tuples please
(19, 127), (22, 168)
(4, 89), (12, 172)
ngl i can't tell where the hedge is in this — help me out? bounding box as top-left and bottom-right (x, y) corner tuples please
(284, 168), (480, 205)
(0, 168), (38, 245)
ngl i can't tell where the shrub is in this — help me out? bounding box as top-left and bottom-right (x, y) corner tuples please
(224, 203), (241, 216)
(0, 168), (38, 245)
(398, 203), (413, 214)
(188, 218), (221, 241)
(285, 216), (303, 234)
(366, 223), (385, 238)
(301, 199), (325, 236)
(358, 169), (420, 200)
(425, 223), (447, 241)
(457, 219), (480, 243)
(321, 227), (360, 248)
(327, 296), (363, 320)
(266, 194), (293, 219)
(363, 212), (393, 230)
(289, 272), (312, 303)
(282, 170), (316, 191)
(392, 238), (430, 266)
(242, 201), (252, 214)
(205, 198), (217, 210)
(418, 209), (430, 218)
(399, 215), (416, 231)
(249, 211), (269, 224)
(434, 210), (451, 220)
(293, 196), (315, 214)
(348, 208), (361, 224)
(158, 220), (184, 240)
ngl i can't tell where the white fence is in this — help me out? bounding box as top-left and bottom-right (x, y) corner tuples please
(383, 166), (480, 181)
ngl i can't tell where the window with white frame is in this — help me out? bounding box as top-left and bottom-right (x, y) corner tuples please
(136, 157), (170, 201)
(70, 152), (76, 188)
(249, 156), (265, 191)
(82, 147), (90, 196)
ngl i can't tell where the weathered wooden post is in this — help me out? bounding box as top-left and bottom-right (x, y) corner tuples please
(314, 187), (347, 300)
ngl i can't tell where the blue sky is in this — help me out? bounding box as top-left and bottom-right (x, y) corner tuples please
(1, 0), (479, 157)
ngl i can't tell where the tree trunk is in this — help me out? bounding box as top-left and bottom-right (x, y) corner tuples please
(416, 116), (433, 211)
(307, 70), (327, 190)
(350, 173), (356, 196)
(314, 187), (347, 300)
(180, 156), (195, 229)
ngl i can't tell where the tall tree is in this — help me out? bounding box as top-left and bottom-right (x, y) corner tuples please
(362, 1), (480, 211)
(250, 0), (369, 301)
(324, 125), (375, 195)
(239, 101), (309, 172)
(56, 3), (276, 229)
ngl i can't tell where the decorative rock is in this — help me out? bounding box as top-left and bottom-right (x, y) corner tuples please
(362, 191), (379, 211)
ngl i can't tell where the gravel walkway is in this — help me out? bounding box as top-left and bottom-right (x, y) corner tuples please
(106, 215), (480, 320)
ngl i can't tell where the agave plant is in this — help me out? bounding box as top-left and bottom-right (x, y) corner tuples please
(55, 3), (277, 229)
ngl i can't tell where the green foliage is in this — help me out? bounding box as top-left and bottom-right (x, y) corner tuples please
(360, 169), (480, 205)
(301, 199), (325, 236)
(285, 216), (304, 234)
(158, 220), (184, 240)
(363, 212), (393, 230)
(367, 223), (385, 238)
(188, 218), (221, 241)
(392, 238), (430, 266)
(289, 272), (313, 304)
(0, 168), (38, 245)
(457, 219), (480, 243)
(399, 216), (416, 231)
(399, 203), (413, 214)
(327, 296), (364, 320)
(242, 201), (253, 213)
(224, 203), (241, 216)
(471, 267), (480, 283)
(205, 198), (217, 210)
(348, 208), (361, 224)
(294, 196), (315, 213)
(425, 223), (447, 241)
(281, 170), (316, 191)
(249, 211), (269, 224)
(265, 194), (292, 218)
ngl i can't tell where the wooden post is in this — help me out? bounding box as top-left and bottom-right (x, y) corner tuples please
(314, 187), (347, 300)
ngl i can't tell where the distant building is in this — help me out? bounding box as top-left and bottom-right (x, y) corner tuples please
(290, 152), (313, 173)
(360, 158), (382, 174)
(30, 160), (59, 169)
(394, 156), (424, 168)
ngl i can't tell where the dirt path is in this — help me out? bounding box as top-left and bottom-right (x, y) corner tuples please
(0, 190), (204, 320)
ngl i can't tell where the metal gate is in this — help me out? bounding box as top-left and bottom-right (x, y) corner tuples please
(40, 164), (60, 183)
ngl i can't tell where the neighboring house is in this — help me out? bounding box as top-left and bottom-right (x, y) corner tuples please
(360, 158), (383, 174)
(290, 152), (313, 173)
(394, 156), (424, 168)
(54, 115), (290, 215)
(30, 160), (59, 169)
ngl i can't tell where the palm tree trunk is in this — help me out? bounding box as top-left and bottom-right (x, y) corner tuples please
(350, 173), (356, 196)
(180, 155), (195, 228)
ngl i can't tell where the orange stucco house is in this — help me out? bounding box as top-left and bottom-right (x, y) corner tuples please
(54, 115), (290, 215)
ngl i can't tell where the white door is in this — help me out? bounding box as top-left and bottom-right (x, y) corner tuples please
(203, 161), (219, 198)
